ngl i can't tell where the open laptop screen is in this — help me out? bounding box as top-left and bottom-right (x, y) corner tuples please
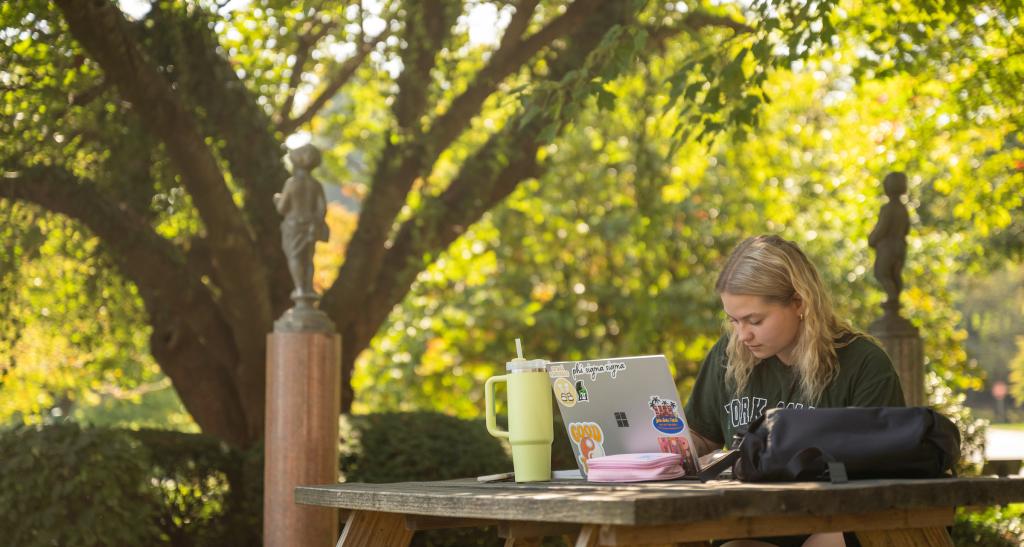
(547, 355), (700, 478)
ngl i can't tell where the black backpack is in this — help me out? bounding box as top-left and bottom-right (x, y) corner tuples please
(698, 407), (962, 483)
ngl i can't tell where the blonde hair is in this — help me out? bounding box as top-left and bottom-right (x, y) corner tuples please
(715, 235), (858, 403)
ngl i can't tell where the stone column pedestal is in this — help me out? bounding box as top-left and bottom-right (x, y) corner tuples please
(869, 314), (924, 406)
(263, 330), (340, 547)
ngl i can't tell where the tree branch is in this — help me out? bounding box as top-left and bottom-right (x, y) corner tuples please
(425, 0), (600, 157)
(321, 0), (597, 328)
(499, 0), (540, 50)
(647, 10), (755, 48)
(327, 1), (637, 411)
(361, 120), (543, 345)
(392, 0), (462, 131)
(0, 165), (239, 371)
(680, 10), (755, 34)
(2, 163), (257, 443)
(54, 0), (273, 355)
(148, 7), (292, 311)
(147, 307), (251, 447)
(279, 16), (339, 124)
(320, 1), (463, 325)
(277, 27), (390, 134)
(67, 79), (111, 107)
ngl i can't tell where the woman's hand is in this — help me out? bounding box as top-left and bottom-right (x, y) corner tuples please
(690, 430), (723, 457)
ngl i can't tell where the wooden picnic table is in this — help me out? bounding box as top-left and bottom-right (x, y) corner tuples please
(296, 475), (1024, 546)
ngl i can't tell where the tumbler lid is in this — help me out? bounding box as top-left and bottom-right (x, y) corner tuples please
(506, 338), (547, 372)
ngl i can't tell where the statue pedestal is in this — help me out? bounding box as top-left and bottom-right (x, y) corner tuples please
(263, 329), (340, 547)
(869, 313), (924, 406)
(274, 297), (336, 333)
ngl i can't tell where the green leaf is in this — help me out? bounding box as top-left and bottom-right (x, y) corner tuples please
(596, 87), (617, 111)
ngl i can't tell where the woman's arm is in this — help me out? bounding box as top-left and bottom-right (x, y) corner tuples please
(684, 336), (730, 456)
(689, 429), (723, 457)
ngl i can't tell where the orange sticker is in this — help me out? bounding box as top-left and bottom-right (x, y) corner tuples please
(569, 421), (604, 444)
(569, 422), (606, 473)
(568, 421), (606, 473)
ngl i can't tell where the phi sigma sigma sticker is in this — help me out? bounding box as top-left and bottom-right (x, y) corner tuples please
(649, 395), (685, 434)
(553, 377), (577, 407)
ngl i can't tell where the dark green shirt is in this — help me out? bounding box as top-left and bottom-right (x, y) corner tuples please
(683, 334), (906, 446)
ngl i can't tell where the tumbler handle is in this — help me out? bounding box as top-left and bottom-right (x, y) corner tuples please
(485, 375), (509, 439)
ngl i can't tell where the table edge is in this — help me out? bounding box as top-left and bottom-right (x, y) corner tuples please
(293, 476), (1024, 526)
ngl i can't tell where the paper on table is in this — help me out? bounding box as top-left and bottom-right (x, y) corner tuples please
(476, 469), (582, 482)
(476, 471), (514, 482)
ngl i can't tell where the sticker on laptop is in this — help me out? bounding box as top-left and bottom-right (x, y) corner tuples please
(568, 421), (605, 473)
(658, 436), (698, 475)
(548, 364), (571, 379)
(571, 360), (627, 381)
(574, 380), (590, 402)
(649, 395), (685, 435)
(553, 378), (577, 407)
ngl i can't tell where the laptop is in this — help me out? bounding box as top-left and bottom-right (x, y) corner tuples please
(546, 355), (701, 479)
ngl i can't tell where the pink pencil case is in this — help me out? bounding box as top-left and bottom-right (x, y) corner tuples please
(586, 453), (686, 482)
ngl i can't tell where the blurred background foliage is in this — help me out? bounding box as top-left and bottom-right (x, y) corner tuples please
(353, 19), (1024, 419)
(1, 204), (195, 429)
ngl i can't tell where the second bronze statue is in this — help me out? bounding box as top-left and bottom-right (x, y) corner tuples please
(868, 171), (910, 316)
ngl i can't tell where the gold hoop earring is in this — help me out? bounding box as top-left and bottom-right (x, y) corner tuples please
(799, 313), (804, 321)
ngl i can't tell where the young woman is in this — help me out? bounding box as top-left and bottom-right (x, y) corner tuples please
(683, 235), (906, 547)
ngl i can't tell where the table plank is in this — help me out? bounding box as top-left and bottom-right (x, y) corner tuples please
(597, 506), (953, 544)
(575, 526), (600, 547)
(296, 476), (1024, 527)
(499, 521), (581, 539)
(856, 526), (955, 547)
(337, 511), (413, 547)
(502, 539), (540, 547)
(404, 515), (496, 530)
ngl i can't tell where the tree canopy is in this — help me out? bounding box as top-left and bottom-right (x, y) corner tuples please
(2, 0), (1022, 445)
(2, 0), (774, 446)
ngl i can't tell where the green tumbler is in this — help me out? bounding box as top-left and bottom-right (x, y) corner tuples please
(485, 354), (553, 482)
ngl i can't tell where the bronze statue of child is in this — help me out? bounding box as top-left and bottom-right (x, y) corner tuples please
(868, 172), (910, 314)
(273, 144), (330, 300)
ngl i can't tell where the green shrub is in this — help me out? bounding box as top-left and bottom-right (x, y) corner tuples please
(927, 371), (988, 474)
(953, 505), (1024, 547)
(127, 429), (262, 547)
(0, 424), (260, 547)
(339, 411), (512, 483)
(339, 411), (514, 546)
(0, 412), (533, 547)
(0, 423), (163, 547)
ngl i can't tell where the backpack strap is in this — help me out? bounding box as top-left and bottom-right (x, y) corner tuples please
(698, 449), (741, 483)
(827, 460), (849, 484)
(785, 447), (848, 484)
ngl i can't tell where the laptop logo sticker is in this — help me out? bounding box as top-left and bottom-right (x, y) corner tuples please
(575, 380), (589, 402)
(571, 360), (627, 381)
(649, 395), (685, 434)
(553, 378), (577, 407)
(569, 421), (605, 473)
(614, 411), (629, 427)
